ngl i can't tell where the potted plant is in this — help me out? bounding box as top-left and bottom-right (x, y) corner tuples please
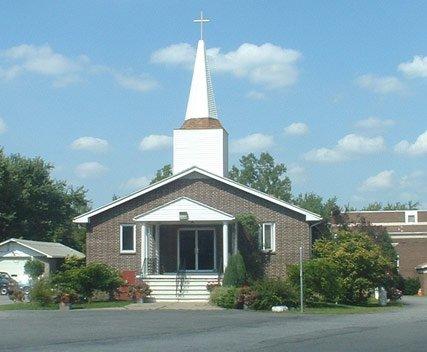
(128, 282), (152, 303)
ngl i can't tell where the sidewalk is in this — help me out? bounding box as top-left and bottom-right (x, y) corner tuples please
(125, 301), (223, 311)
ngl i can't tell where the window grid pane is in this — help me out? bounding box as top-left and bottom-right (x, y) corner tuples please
(264, 224), (272, 250)
(122, 226), (134, 251)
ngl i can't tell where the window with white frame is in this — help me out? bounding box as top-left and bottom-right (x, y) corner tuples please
(405, 211), (417, 224)
(120, 224), (136, 253)
(260, 223), (275, 252)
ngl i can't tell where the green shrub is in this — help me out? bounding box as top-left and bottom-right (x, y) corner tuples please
(24, 259), (45, 280)
(30, 278), (54, 306)
(288, 258), (342, 304)
(314, 230), (391, 305)
(249, 279), (298, 310)
(223, 253), (247, 287)
(403, 277), (421, 295)
(235, 213), (264, 281)
(51, 262), (124, 301)
(210, 286), (238, 309)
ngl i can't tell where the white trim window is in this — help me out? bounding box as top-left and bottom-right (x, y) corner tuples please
(405, 211), (418, 224)
(120, 224), (136, 254)
(260, 223), (276, 252)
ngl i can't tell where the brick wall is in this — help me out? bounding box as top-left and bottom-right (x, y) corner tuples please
(86, 176), (311, 278)
(393, 237), (427, 277)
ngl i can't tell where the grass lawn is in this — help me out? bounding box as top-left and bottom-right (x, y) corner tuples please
(292, 301), (403, 315)
(0, 301), (130, 311)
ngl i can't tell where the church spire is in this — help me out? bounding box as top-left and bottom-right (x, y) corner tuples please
(184, 12), (217, 120)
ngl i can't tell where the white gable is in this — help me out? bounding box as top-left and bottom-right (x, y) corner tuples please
(134, 197), (234, 222)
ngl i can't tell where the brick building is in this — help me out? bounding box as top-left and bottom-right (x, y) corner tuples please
(344, 210), (427, 279)
(74, 33), (321, 301)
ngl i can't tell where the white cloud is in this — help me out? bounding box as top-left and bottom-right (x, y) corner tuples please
(70, 137), (109, 153)
(359, 170), (395, 192)
(304, 134), (385, 163)
(0, 44), (158, 92)
(230, 133), (274, 153)
(284, 122), (309, 136)
(398, 56), (427, 78)
(152, 42), (302, 89)
(139, 134), (172, 151)
(121, 176), (150, 191)
(114, 73), (158, 93)
(2, 44), (87, 76)
(0, 117), (6, 134)
(355, 117), (395, 130)
(75, 162), (107, 179)
(356, 74), (404, 94)
(151, 43), (195, 68)
(287, 164), (307, 184)
(304, 147), (347, 163)
(246, 91), (266, 100)
(394, 130), (427, 156)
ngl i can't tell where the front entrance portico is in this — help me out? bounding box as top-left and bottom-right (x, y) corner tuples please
(134, 197), (237, 277)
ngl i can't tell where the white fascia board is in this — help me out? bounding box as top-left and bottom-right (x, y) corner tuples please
(74, 166), (322, 223)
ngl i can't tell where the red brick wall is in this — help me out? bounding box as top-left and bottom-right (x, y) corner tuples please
(393, 237), (427, 277)
(86, 176), (311, 278)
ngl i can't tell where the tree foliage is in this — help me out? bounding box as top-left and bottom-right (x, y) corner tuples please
(229, 153), (292, 201)
(313, 230), (392, 304)
(0, 149), (90, 251)
(362, 201), (419, 211)
(24, 259), (45, 280)
(235, 213), (264, 281)
(293, 192), (339, 221)
(150, 164), (173, 184)
(288, 258), (342, 303)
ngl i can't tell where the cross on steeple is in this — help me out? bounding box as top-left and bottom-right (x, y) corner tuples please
(193, 11), (210, 40)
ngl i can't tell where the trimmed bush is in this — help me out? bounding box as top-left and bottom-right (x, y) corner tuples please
(30, 278), (54, 306)
(24, 259), (45, 280)
(288, 258), (342, 304)
(210, 286), (238, 309)
(249, 279), (298, 310)
(223, 253), (247, 287)
(51, 262), (124, 301)
(403, 277), (421, 295)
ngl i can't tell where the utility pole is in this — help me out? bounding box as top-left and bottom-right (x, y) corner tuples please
(299, 246), (304, 313)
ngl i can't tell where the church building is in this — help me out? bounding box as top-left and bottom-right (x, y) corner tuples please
(74, 17), (322, 301)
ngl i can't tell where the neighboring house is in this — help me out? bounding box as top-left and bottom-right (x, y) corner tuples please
(343, 210), (427, 278)
(0, 238), (85, 285)
(74, 36), (322, 301)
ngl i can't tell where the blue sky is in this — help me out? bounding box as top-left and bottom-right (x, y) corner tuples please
(0, 1), (426, 209)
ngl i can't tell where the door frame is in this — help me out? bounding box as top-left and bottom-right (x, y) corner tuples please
(177, 227), (217, 272)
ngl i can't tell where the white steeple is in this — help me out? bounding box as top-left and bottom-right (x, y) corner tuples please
(184, 13), (217, 120)
(173, 13), (227, 177)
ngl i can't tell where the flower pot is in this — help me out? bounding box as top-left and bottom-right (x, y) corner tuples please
(59, 302), (70, 311)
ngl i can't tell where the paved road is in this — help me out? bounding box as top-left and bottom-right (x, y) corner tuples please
(0, 296), (426, 352)
(0, 295), (11, 305)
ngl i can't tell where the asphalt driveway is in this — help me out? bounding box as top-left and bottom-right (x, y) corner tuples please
(0, 295), (11, 305)
(0, 296), (426, 352)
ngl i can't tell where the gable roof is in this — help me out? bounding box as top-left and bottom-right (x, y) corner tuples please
(74, 166), (322, 224)
(0, 238), (85, 259)
(133, 197), (235, 222)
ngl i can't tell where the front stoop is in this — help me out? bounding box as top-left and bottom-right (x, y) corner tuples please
(142, 274), (220, 302)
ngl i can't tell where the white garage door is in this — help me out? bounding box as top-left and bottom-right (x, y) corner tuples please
(0, 258), (30, 285)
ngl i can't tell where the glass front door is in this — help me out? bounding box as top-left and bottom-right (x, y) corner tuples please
(178, 229), (216, 271)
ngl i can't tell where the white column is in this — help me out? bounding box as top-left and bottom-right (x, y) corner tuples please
(155, 225), (160, 274)
(223, 221), (229, 272)
(141, 223), (147, 276)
